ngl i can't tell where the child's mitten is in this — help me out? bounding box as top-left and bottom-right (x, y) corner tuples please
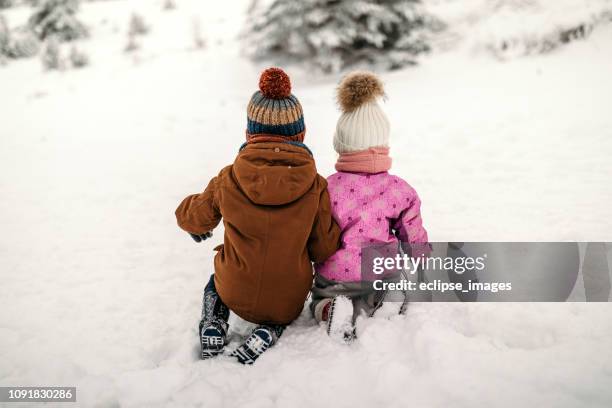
(189, 232), (213, 242)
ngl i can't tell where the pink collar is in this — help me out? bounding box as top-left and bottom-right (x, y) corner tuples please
(335, 147), (392, 174)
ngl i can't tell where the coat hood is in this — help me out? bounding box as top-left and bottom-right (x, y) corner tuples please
(232, 142), (317, 206)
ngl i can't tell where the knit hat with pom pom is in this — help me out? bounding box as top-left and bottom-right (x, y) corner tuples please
(246, 67), (305, 142)
(334, 71), (390, 154)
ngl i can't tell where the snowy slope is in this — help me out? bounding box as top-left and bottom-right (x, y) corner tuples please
(1, 1), (612, 407)
(426, 0), (612, 55)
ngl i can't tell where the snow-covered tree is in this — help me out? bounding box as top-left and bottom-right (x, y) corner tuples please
(128, 13), (149, 37)
(1, 14), (41, 60)
(0, 0), (16, 9)
(29, 0), (88, 42)
(0, 14), (9, 55)
(41, 35), (63, 69)
(7, 28), (40, 58)
(244, 0), (438, 72)
(163, 0), (176, 11)
(69, 45), (88, 67)
(124, 13), (149, 53)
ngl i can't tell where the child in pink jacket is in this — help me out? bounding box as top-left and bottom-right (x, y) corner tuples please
(312, 71), (429, 342)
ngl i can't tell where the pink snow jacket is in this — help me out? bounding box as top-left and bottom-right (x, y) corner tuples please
(315, 171), (428, 282)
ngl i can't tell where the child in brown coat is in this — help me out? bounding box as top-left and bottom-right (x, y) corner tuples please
(175, 68), (341, 364)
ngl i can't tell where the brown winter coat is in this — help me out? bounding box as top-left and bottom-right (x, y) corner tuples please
(176, 142), (341, 325)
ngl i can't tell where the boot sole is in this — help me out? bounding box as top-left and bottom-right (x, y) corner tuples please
(327, 296), (356, 343)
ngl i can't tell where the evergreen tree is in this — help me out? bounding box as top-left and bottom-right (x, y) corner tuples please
(41, 35), (63, 69)
(0, 0), (16, 10)
(0, 14), (9, 56)
(128, 13), (149, 37)
(1, 14), (41, 60)
(29, 0), (87, 42)
(245, 0), (437, 72)
(7, 27), (40, 58)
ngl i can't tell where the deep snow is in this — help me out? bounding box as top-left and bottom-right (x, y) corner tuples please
(1, 1), (612, 407)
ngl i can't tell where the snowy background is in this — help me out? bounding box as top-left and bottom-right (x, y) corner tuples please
(1, 0), (612, 407)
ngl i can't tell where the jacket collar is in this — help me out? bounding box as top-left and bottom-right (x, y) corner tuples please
(239, 139), (313, 156)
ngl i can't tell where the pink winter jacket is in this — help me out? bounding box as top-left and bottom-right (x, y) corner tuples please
(314, 171), (428, 282)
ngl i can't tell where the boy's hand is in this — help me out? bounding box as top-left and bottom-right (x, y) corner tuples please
(189, 232), (213, 242)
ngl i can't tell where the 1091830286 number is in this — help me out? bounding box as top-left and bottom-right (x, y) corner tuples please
(0, 387), (76, 402)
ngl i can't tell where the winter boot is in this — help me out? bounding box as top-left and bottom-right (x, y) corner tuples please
(231, 324), (284, 365)
(199, 275), (230, 359)
(327, 295), (356, 343)
(200, 319), (228, 359)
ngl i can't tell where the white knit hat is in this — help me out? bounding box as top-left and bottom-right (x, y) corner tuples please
(333, 71), (390, 154)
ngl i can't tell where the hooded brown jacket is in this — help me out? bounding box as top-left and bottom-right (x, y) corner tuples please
(176, 142), (341, 325)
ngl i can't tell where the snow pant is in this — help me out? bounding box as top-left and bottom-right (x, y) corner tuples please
(199, 275), (230, 334)
(199, 275), (285, 336)
(309, 272), (406, 323)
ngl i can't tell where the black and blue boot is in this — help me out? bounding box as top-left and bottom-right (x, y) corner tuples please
(231, 324), (284, 365)
(199, 275), (230, 360)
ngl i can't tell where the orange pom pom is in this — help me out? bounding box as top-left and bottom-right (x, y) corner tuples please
(259, 67), (292, 99)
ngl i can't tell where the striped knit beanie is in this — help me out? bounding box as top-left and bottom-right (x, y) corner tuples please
(246, 68), (305, 142)
(334, 71), (390, 153)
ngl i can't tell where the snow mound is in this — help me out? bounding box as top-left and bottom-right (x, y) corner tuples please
(427, 0), (612, 58)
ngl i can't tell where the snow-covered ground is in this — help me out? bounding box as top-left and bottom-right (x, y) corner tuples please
(1, 1), (611, 407)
